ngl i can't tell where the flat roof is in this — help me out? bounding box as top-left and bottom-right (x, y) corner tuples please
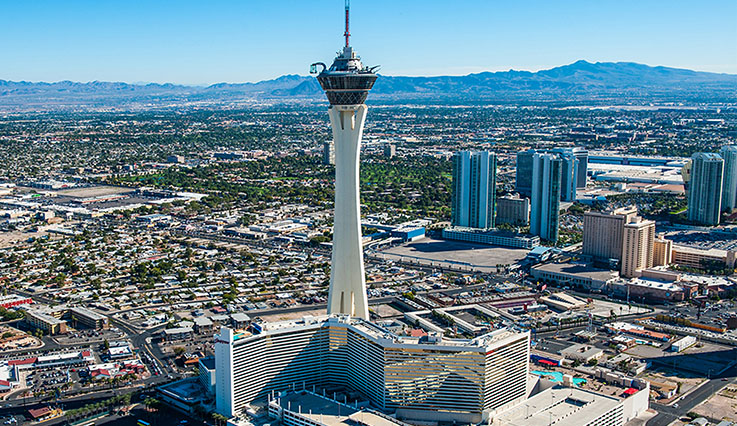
(193, 317), (214, 326)
(493, 386), (621, 426)
(532, 262), (618, 282)
(159, 378), (207, 403)
(672, 244), (728, 257)
(69, 306), (106, 321)
(626, 278), (683, 292)
(199, 356), (216, 371)
(164, 326), (193, 334)
(232, 315), (526, 351)
(231, 313), (251, 322)
(276, 391), (405, 426)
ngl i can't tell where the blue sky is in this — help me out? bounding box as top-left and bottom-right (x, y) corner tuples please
(0, 0), (735, 84)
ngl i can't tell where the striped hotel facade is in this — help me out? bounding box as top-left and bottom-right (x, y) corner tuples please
(215, 315), (530, 424)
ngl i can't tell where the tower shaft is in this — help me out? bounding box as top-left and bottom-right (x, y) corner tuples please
(327, 104), (369, 320)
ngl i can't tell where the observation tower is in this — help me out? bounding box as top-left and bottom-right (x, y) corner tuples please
(311, 0), (378, 320)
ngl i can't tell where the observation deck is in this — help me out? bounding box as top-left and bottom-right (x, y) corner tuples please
(312, 46), (378, 105)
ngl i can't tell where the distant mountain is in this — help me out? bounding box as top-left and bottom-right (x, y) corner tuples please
(1, 61), (735, 111)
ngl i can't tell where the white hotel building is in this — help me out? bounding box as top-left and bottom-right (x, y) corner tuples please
(215, 315), (530, 424)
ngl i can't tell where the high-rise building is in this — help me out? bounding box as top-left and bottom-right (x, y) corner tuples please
(621, 217), (655, 278)
(520, 148), (585, 199)
(552, 148), (579, 202)
(720, 145), (737, 212)
(451, 151), (497, 229)
(383, 143), (396, 158)
(653, 236), (673, 267)
(582, 208), (638, 262)
(687, 152), (723, 226)
(312, 8), (378, 320)
(214, 317), (531, 423)
(515, 150), (535, 197)
(573, 147), (588, 189)
(496, 195), (530, 226)
(322, 141), (335, 165)
(530, 153), (562, 242)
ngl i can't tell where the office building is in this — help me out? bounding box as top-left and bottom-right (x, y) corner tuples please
(322, 141), (335, 165)
(496, 195), (529, 226)
(720, 145), (737, 211)
(552, 148), (579, 202)
(24, 310), (67, 335)
(620, 217), (655, 278)
(383, 143), (396, 158)
(687, 152), (723, 226)
(215, 316), (530, 424)
(530, 153), (562, 242)
(21, 305), (108, 334)
(515, 150), (535, 197)
(313, 17), (378, 320)
(451, 151), (497, 229)
(582, 208), (638, 263)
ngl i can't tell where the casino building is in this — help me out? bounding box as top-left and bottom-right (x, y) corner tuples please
(215, 315), (530, 424)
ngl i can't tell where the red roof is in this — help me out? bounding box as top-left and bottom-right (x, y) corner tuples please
(538, 359), (557, 366)
(91, 369), (111, 378)
(623, 387), (638, 395)
(0, 379), (10, 387)
(9, 357), (37, 366)
(81, 350), (91, 357)
(28, 407), (52, 419)
(409, 329), (428, 337)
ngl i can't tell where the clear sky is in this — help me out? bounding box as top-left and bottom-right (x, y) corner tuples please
(1, 0), (735, 85)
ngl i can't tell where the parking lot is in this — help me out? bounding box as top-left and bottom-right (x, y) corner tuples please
(379, 237), (529, 273)
(664, 228), (737, 251)
(55, 328), (126, 346)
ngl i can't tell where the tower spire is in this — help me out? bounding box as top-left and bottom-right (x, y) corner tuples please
(344, 0), (351, 47)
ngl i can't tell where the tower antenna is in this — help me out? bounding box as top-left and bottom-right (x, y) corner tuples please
(344, 0), (351, 47)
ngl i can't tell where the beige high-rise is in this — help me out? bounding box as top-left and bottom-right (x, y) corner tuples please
(653, 236), (673, 266)
(621, 218), (656, 278)
(582, 207), (638, 261)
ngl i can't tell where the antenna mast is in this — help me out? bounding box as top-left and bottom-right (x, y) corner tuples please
(344, 0), (351, 47)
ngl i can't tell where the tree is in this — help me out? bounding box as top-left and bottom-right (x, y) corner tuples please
(174, 346), (186, 356)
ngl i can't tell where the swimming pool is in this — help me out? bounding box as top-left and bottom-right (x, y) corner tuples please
(531, 370), (587, 386)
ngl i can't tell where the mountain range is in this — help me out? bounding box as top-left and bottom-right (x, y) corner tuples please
(1, 60), (735, 111)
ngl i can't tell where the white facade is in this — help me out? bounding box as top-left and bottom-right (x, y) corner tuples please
(214, 316), (530, 424)
(328, 105), (370, 320)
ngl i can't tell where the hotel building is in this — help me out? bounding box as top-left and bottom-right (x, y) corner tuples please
(215, 315), (530, 424)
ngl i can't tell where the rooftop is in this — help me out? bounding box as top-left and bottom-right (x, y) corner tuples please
(492, 386), (622, 426)
(229, 314), (526, 351)
(274, 391), (406, 426)
(532, 262), (618, 282)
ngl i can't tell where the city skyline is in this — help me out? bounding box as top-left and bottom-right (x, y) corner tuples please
(0, 0), (735, 85)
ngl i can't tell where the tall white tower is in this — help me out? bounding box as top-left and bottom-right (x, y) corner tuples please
(312, 0), (378, 320)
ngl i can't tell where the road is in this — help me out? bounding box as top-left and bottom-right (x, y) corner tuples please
(647, 362), (737, 426)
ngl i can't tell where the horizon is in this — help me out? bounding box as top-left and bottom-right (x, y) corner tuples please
(1, 0), (735, 85)
(3, 59), (736, 87)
